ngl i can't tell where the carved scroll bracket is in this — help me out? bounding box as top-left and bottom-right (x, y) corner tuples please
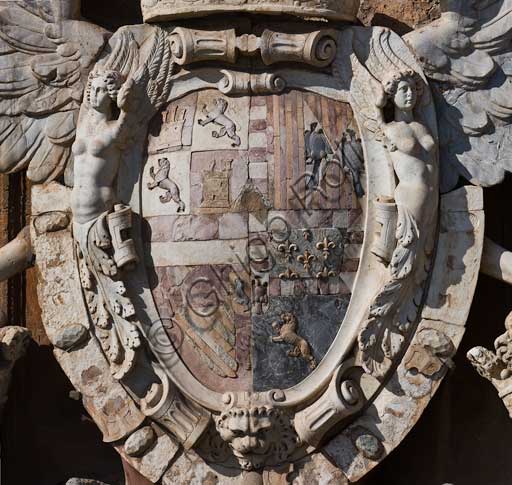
(218, 70), (285, 95)
(295, 366), (364, 448)
(169, 27), (337, 68)
(140, 366), (211, 450)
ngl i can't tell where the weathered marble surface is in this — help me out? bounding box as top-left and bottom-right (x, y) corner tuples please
(1, 0), (511, 483)
(141, 0), (360, 22)
(252, 295), (349, 390)
(325, 186), (485, 481)
(24, 13), (484, 485)
(66, 480), (113, 485)
(162, 450), (348, 485)
(359, 0), (440, 30)
(0, 326), (30, 415)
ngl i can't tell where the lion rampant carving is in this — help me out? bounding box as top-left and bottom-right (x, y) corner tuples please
(198, 98), (241, 147)
(147, 157), (186, 211)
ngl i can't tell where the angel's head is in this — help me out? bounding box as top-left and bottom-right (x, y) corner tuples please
(86, 69), (124, 113)
(382, 69), (423, 113)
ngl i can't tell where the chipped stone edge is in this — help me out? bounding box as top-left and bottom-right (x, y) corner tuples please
(324, 186), (485, 482)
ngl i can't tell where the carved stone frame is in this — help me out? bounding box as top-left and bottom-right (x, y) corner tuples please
(31, 21), (485, 482)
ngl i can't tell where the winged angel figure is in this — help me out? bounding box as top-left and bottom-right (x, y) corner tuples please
(349, 0), (512, 394)
(1, 0), (512, 435)
(0, 0), (176, 381)
(405, 0), (512, 406)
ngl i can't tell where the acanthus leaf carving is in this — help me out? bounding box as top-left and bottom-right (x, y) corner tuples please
(468, 311), (512, 417)
(352, 28), (438, 381)
(3, 6), (490, 483)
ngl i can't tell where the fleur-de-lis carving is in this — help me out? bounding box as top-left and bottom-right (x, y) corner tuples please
(297, 250), (315, 272)
(316, 266), (336, 280)
(278, 242), (298, 262)
(316, 237), (336, 260)
(279, 268), (299, 280)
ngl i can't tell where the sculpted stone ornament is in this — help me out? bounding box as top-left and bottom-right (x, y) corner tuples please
(198, 97), (242, 147)
(271, 312), (317, 369)
(355, 37), (438, 380)
(0, 326), (30, 416)
(469, 310), (512, 416)
(213, 394), (300, 471)
(0, 0), (510, 483)
(148, 157), (186, 210)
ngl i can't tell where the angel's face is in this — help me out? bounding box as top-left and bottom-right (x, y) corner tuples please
(393, 79), (417, 112)
(89, 77), (112, 113)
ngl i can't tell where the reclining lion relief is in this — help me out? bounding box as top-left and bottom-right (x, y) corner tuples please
(0, 0), (509, 482)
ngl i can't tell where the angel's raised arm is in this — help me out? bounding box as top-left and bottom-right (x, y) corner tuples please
(113, 27), (176, 141)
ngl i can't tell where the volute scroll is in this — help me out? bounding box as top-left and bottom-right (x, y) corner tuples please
(7, 1), (490, 482)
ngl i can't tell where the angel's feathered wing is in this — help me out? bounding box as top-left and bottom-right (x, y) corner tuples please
(116, 27), (176, 118)
(0, 1), (108, 183)
(406, 0), (512, 192)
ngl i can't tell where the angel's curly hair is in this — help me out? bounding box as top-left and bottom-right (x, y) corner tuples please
(382, 69), (424, 99)
(86, 68), (124, 105)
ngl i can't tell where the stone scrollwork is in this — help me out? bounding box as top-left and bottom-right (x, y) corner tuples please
(72, 27), (176, 380)
(1, 0), (510, 482)
(259, 29), (337, 67)
(168, 27), (337, 68)
(295, 366), (364, 448)
(218, 70), (286, 95)
(140, 367), (211, 449)
(350, 29), (438, 381)
(169, 27), (237, 65)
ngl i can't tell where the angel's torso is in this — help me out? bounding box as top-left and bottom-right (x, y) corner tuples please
(384, 120), (436, 185)
(71, 115), (122, 224)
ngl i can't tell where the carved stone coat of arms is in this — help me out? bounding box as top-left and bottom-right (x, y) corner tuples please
(1, 0), (512, 483)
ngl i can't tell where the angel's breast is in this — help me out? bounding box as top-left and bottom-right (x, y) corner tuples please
(386, 123), (418, 155)
(73, 136), (109, 158)
(395, 136), (417, 155)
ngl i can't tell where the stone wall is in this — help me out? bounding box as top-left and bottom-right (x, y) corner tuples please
(81, 0), (442, 32)
(359, 0), (440, 31)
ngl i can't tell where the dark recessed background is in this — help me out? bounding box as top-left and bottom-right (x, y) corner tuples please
(82, 0), (143, 30)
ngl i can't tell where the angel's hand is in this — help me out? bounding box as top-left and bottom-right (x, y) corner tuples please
(117, 77), (143, 113)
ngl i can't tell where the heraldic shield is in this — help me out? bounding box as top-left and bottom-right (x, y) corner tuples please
(143, 88), (364, 394)
(17, 4), (487, 481)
